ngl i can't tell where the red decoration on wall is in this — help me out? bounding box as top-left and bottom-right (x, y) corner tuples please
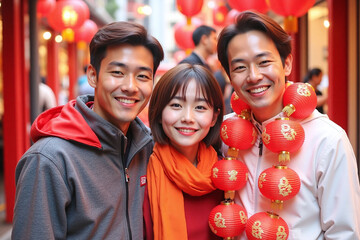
(211, 158), (248, 191)
(37, 0), (56, 17)
(209, 201), (247, 238)
(230, 91), (251, 119)
(227, 0), (269, 13)
(213, 4), (229, 26)
(282, 82), (317, 119)
(174, 18), (202, 50)
(246, 212), (289, 240)
(74, 19), (98, 43)
(176, 0), (204, 17)
(262, 118), (305, 163)
(258, 166), (301, 208)
(221, 116), (257, 150)
(47, 0), (90, 32)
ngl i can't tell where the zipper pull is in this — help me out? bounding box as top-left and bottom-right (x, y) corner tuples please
(125, 168), (130, 182)
(259, 138), (263, 156)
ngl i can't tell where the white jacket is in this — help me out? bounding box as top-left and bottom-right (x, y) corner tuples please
(223, 110), (360, 240)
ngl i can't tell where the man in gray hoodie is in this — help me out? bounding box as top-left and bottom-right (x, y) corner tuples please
(12, 21), (164, 240)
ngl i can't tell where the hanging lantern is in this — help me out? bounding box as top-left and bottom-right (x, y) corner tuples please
(209, 201), (247, 238)
(227, 0), (269, 14)
(258, 166), (301, 209)
(211, 157), (248, 194)
(246, 212), (289, 240)
(176, 0), (204, 18)
(282, 82), (317, 119)
(37, 0), (56, 17)
(230, 92), (251, 119)
(262, 118), (305, 163)
(174, 18), (202, 51)
(47, 0), (90, 32)
(74, 19), (98, 43)
(225, 9), (240, 25)
(268, 0), (316, 33)
(213, 4), (229, 26)
(221, 116), (257, 152)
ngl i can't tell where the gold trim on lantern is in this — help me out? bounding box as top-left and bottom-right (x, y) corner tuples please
(227, 147), (239, 158)
(224, 157), (235, 161)
(275, 117), (290, 121)
(224, 190), (235, 201)
(240, 110), (251, 120)
(284, 16), (298, 33)
(271, 200), (284, 210)
(282, 104), (295, 117)
(221, 199), (234, 205)
(275, 165), (288, 170)
(278, 151), (290, 164)
(266, 211), (280, 219)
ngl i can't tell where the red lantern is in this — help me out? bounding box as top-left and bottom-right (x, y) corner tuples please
(282, 82), (317, 119)
(221, 116), (257, 151)
(268, 0), (315, 33)
(227, 0), (269, 13)
(262, 118), (305, 163)
(230, 91), (251, 119)
(213, 4), (229, 26)
(174, 18), (202, 50)
(176, 0), (204, 18)
(258, 166), (301, 209)
(225, 9), (240, 25)
(211, 157), (248, 192)
(47, 0), (90, 32)
(246, 212), (289, 240)
(37, 0), (56, 17)
(209, 201), (247, 238)
(74, 19), (98, 43)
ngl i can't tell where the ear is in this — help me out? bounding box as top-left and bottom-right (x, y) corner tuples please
(211, 108), (220, 127)
(87, 65), (97, 88)
(284, 54), (293, 76)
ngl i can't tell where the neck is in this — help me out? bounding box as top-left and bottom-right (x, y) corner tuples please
(172, 143), (199, 165)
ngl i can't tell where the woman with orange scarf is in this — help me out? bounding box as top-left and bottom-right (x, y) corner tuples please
(143, 64), (225, 240)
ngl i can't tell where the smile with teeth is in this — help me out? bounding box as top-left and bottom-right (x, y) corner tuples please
(116, 97), (136, 104)
(177, 128), (196, 133)
(249, 86), (269, 94)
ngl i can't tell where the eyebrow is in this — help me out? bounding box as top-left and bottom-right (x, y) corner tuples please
(108, 61), (153, 74)
(172, 95), (208, 102)
(230, 52), (273, 65)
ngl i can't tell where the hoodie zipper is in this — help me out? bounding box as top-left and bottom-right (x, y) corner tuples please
(122, 138), (133, 240)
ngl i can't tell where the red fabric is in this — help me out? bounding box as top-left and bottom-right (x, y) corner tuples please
(143, 186), (223, 240)
(31, 100), (101, 148)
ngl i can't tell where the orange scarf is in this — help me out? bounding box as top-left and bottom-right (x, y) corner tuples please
(147, 142), (218, 240)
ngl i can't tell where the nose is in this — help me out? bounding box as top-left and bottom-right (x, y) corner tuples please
(181, 107), (195, 123)
(121, 74), (138, 93)
(248, 64), (263, 83)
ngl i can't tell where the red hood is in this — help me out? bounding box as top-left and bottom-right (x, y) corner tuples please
(31, 100), (101, 148)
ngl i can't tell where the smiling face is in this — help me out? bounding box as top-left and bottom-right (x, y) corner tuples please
(161, 79), (218, 161)
(88, 44), (154, 134)
(227, 30), (292, 123)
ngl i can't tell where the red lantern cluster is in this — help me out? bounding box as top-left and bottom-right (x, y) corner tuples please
(212, 3), (229, 26)
(262, 118), (305, 163)
(282, 82), (317, 119)
(258, 166), (301, 209)
(209, 201), (247, 238)
(246, 212), (289, 240)
(37, 0), (56, 17)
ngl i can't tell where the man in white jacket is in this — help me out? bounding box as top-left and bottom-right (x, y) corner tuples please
(217, 11), (360, 239)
